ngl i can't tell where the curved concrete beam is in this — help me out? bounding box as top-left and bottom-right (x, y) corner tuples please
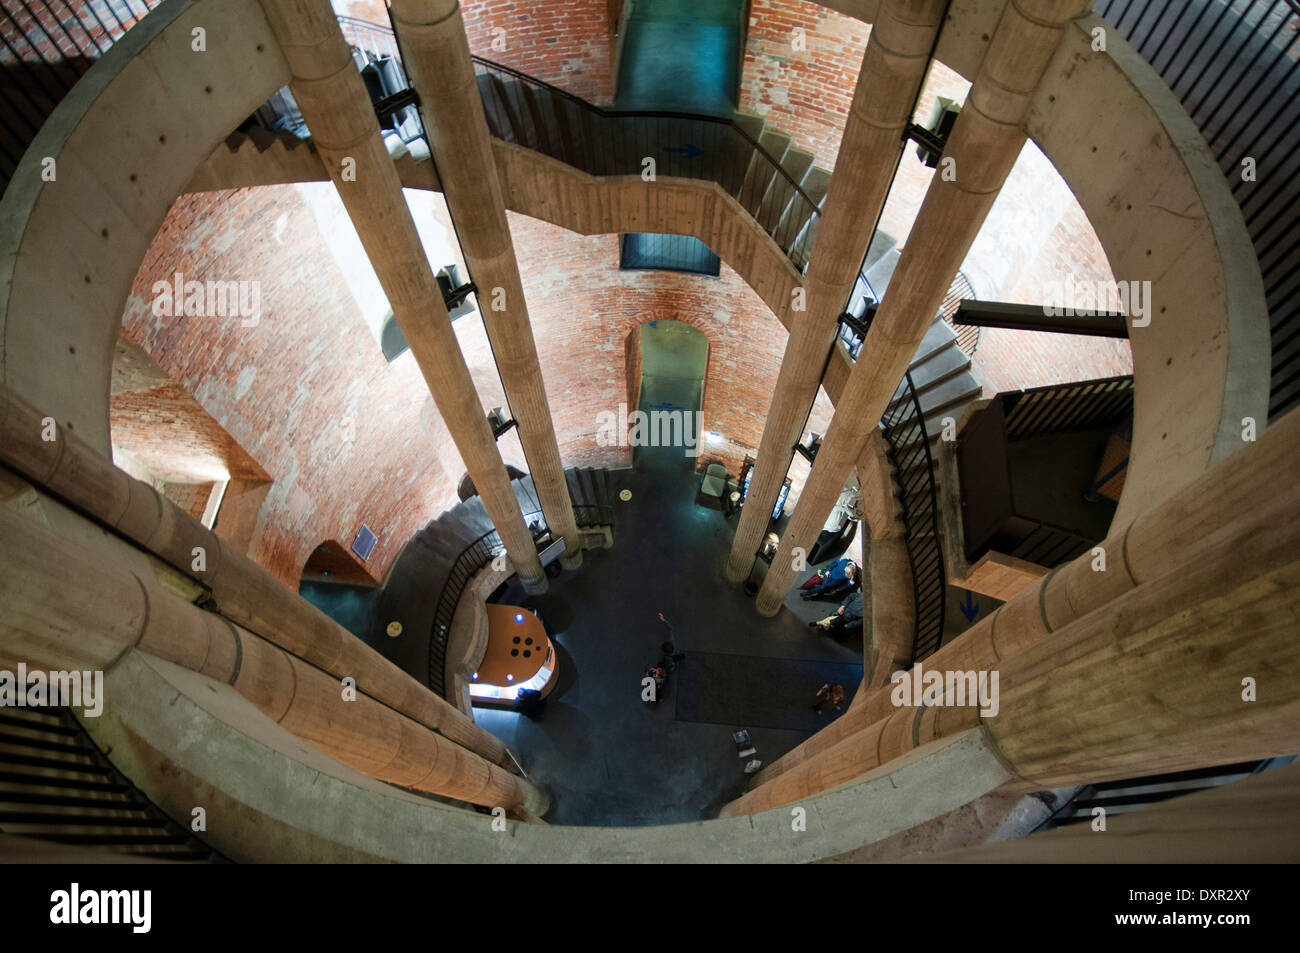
(0, 0), (290, 455)
(91, 650), (1013, 863)
(0, 0), (1271, 842)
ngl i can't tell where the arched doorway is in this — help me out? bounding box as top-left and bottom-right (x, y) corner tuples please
(298, 540), (380, 642)
(627, 319), (709, 472)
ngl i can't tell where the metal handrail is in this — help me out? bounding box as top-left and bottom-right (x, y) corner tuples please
(334, 15), (822, 267)
(879, 371), (947, 662)
(1094, 0), (1300, 421)
(0, 0), (163, 195)
(428, 509), (545, 694)
(467, 58), (817, 207)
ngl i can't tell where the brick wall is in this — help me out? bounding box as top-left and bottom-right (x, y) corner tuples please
(505, 214), (795, 484)
(739, 0), (871, 172)
(123, 186), (466, 587)
(161, 481), (213, 522)
(335, 1), (615, 103)
(0, 1), (159, 65)
(461, 0), (616, 105)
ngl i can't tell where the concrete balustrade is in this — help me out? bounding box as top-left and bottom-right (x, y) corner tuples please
(744, 408), (1300, 800)
(0, 498), (548, 814)
(0, 382), (517, 771)
(0, 0), (1278, 859)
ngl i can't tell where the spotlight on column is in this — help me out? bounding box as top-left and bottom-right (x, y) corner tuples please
(911, 97), (961, 168)
(436, 265), (477, 320)
(487, 406), (518, 440)
(794, 431), (822, 463)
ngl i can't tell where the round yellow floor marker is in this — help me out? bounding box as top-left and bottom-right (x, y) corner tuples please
(618, 489), (632, 502)
(386, 621), (403, 638)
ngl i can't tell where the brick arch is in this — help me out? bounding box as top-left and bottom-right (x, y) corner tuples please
(621, 316), (714, 464)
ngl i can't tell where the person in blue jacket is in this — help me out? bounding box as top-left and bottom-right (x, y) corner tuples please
(799, 557), (859, 599)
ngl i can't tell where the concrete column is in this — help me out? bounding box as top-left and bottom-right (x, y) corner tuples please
(0, 382), (516, 771)
(725, 0), (948, 583)
(258, 0), (545, 592)
(755, 0), (1094, 614)
(0, 504), (549, 815)
(390, 0), (581, 569)
(726, 479), (1300, 815)
(725, 408), (1300, 814)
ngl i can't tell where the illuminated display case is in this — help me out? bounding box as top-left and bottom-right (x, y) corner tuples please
(469, 605), (558, 709)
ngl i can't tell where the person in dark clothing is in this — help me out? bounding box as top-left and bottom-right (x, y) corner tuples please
(644, 666), (666, 702)
(810, 589), (865, 639)
(657, 612), (686, 671)
(812, 683), (845, 713)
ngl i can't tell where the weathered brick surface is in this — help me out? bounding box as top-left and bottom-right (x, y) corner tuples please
(122, 186), (466, 586)
(506, 214), (794, 484)
(739, 0), (870, 172)
(974, 177), (1130, 394)
(0, 0), (156, 65)
(336, 1), (615, 103)
(111, 378), (270, 484)
(461, 0), (615, 105)
(98, 0), (1130, 587)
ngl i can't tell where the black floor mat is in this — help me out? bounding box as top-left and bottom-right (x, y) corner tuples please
(672, 651), (864, 733)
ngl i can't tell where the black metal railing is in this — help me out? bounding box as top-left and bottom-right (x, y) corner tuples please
(836, 271), (879, 360)
(880, 371), (947, 662)
(1037, 758), (1283, 830)
(0, 0), (162, 194)
(1094, 0), (1300, 420)
(428, 510), (545, 695)
(0, 706), (224, 860)
(1006, 521), (1094, 566)
(1002, 374), (1134, 440)
(333, 16), (822, 271)
(939, 270), (979, 356)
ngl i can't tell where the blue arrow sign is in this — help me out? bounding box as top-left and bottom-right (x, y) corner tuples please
(664, 144), (703, 158)
(959, 589), (979, 622)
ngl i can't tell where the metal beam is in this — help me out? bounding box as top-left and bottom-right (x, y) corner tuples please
(952, 300), (1129, 338)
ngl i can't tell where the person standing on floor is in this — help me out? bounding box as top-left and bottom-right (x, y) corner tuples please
(813, 683), (845, 713)
(657, 612), (686, 671)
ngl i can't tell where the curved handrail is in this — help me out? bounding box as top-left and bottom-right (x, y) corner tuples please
(469, 59), (820, 208)
(1093, 0), (1300, 421)
(337, 15), (818, 210)
(335, 14), (822, 269)
(429, 509), (545, 694)
(879, 371), (946, 662)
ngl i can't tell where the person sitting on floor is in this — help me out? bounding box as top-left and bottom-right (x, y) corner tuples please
(810, 589), (864, 640)
(799, 558), (859, 599)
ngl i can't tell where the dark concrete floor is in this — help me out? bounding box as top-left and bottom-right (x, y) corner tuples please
(476, 372), (862, 826)
(298, 582), (380, 644)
